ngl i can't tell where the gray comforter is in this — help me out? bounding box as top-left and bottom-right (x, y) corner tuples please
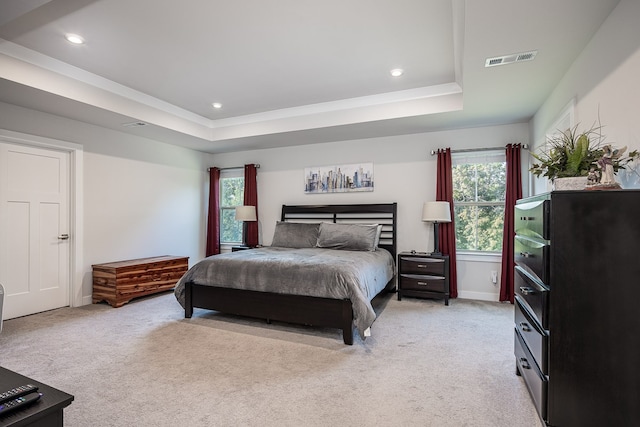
(174, 247), (395, 336)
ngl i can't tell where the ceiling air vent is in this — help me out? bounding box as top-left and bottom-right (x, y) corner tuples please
(122, 121), (148, 127)
(485, 50), (537, 68)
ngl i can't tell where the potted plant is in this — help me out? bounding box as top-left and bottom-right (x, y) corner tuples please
(530, 124), (638, 190)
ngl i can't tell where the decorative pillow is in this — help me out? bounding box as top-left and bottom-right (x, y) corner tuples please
(316, 222), (380, 251)
(270, 222), (320, 248)
(374, 224), (383, 248)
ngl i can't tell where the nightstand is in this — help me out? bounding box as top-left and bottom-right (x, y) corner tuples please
(397, 252), (450, 305)
(231, 245), (254, 252)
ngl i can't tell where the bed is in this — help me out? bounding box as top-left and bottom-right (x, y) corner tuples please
(174, 203), (397, 345)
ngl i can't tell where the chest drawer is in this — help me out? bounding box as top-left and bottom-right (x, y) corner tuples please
(515, 296), (548, 374)
(515, 199), (550, 241)
(399, 274), (446, 292)
(398, 256), (445, 275)
(515, 329), (548, 421)
(514, 235), (549, 285)
(515, 266), (549, 330)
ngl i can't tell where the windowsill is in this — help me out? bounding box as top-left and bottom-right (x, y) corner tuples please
(456, 251), (502, 263)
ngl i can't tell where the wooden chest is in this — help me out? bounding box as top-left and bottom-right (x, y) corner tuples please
(92, 255), (188, 307)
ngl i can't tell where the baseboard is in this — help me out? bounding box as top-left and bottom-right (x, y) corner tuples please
(81, 295), (93, 306)
(457, 290), (499, 302)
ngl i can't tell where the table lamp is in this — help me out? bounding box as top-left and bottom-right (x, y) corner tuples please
(422, 201), (451, 255)
(235, 205), (257, 247)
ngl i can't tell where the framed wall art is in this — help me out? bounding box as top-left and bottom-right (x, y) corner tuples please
(304, 163), (374, 194)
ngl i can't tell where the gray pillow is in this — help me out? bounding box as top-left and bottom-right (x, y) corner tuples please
(271, 222), (320, 248)
(316, 222), (380, 251)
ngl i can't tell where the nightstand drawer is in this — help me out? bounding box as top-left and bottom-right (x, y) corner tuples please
(400, 274), (446, 292)
(398, 256), (445, 275)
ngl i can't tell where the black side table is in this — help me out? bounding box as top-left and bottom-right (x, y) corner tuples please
(0, 366), (74, 427)
(397, 252), (450, 305)
(231, 245), (254, 252)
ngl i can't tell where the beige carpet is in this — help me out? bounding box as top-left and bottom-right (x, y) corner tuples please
(0, 292), (542, 426)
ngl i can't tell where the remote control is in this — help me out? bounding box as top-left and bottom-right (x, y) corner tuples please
(0, 384), (39, 404)
(0, 391), (42, 415)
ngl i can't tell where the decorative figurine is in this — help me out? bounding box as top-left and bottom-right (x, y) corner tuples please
(597, 144), (625, 188)
(587, 167), (600, 186)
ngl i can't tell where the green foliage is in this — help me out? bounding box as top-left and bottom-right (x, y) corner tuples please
(530, 125), (605, 180)
(220, 177), (244, 243)
(453, 161), (506, 252)
(454, 205), (505, 252)
(221, 177), (244, 207)
(530, 123), (640, 180)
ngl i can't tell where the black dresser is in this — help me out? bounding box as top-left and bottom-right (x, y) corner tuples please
(514, 190), (640, 426)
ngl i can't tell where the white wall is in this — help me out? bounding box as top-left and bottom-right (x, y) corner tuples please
(531, 0), (640, 195)
(0, 101), (208, 304)
(210, 123), (529, 301)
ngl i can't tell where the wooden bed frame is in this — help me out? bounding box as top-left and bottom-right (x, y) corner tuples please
(184, 202), (397, 345)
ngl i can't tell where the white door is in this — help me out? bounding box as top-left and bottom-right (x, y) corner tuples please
(0, 142), (70, 319)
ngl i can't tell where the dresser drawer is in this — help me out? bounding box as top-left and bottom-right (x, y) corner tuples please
(515, 296), (548, 374)
(515, 329), (548, 421)
(398, 256), (445, 275)
(515, 266), (549, 329)
(514, 235), (549, 285)
(515, 199), (550, 241)
(399, 274), (446, 292)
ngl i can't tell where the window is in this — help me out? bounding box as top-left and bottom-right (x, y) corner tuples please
(452, 150), (506, 252)
(220, 169), (244, 244)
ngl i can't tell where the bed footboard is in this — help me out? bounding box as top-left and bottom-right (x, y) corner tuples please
(184, 281), (355, 345)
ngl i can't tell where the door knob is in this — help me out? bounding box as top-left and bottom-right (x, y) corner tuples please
(58, 234), (69, 240)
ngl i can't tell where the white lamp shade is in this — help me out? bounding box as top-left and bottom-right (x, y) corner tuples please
(235, 205), (257, 221)
(422, 201), (451, 223)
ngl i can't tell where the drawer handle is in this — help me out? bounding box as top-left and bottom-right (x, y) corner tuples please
(417, 264), (427, 268)
(520, 216), (534, 221)
(519, 357), (531, 369)
(519, 286), (535, 296)
(519, 322), (531, 332)
(417, 282), (428, 286)
(519, 252), (531, 258)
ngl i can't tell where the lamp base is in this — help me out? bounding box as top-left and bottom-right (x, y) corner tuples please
(432, 221), (442, 255)
(242, 221), (249, 247)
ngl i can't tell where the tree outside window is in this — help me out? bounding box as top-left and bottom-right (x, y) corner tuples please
(452, 151), (506, 252)
(220, 172), (244, 244)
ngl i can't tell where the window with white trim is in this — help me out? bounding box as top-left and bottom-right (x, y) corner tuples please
(220, 168), (244, 244)
(452, 150), (506, 252)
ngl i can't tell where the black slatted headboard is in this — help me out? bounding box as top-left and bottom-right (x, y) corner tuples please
(281, 203), (398, 258)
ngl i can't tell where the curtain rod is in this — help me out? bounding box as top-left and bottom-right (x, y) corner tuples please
(207, 164), (260, 171)
(430, 144), (528, 155)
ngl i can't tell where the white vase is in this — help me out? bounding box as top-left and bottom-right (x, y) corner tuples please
(552, 176), (588, 191)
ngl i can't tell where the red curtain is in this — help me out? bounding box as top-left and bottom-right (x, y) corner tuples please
(205, 167), (221, 256)
(436, 148), (458, 299)
(243, 164), (259, 247)
(499, 144), (523, 303)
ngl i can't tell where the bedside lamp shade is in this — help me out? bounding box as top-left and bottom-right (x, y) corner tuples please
(422, 201), (451, 255)
(235, 205), (257, 247)
(235, 205), (257, 222)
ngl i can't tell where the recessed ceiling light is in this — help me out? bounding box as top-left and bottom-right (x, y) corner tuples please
(390, 68), (404, 77)
(212, 102), (222, 109)
(65, 33), (84, 44)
